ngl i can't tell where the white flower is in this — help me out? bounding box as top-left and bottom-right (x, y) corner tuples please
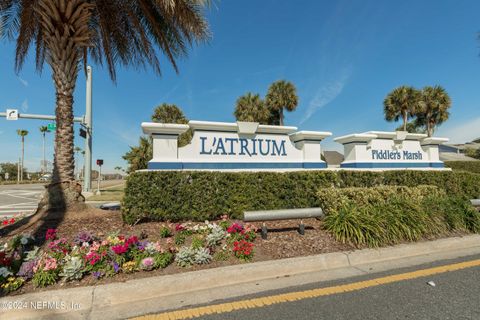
(82, 242), (90, 247)
(0, 267), (13, 278)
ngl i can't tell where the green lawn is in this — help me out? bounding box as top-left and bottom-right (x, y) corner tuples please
(88, 184), (125, 201)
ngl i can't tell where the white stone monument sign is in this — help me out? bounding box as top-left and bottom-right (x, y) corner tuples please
(142, 120), (332, 170)
(334, 131), (449, 169)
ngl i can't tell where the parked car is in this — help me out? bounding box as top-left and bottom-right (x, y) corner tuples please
(39, 173), (52, 182)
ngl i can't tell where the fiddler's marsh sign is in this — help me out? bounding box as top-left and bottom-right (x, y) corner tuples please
(142, 121), (332, 170)
(334, 131), (448, 169)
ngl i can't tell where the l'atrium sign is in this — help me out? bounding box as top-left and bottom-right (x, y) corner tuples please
(141, 121), (448, 171)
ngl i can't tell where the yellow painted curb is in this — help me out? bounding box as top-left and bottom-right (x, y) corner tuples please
(132, 258), (480, 320)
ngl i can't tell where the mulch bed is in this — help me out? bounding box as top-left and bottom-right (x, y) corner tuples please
(1, 205), (469, 297)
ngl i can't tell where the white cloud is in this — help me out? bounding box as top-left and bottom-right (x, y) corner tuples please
(436, 117), (480, 143)
(300, 69), (351, 124)
(18, 76), (29, 87)
(21, 99), (29, 112)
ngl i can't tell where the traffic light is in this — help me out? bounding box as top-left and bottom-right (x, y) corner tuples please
(96, 159), (104, 166)
(80, 128), (87, 138)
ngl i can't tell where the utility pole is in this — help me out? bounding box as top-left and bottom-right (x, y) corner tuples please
(83, 66), (93, 193)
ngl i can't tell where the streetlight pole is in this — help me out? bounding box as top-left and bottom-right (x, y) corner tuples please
(83, 66), (93, 193)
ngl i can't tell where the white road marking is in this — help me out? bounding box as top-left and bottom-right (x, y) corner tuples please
(0, 188), (42, 217)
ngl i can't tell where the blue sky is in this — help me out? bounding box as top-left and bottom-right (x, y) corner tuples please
(1, 0), (480, 173)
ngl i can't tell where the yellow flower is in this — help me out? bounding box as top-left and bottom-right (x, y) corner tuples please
(122, 261), (137, 273)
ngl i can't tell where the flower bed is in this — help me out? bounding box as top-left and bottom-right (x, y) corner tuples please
(1, 214), (25, 229)
(0, 217), (258, 294)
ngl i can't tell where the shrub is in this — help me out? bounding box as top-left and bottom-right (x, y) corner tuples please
(323, 205), (384, 247)
(445, 161), (480, 174)
(320, 186), (480, 248)
(175, 247), (195, 267)
(122, 170), (480, 224)
(193, 248), (212, 265)
(59, 256), (84, 281)
(317, 185), (445, 215)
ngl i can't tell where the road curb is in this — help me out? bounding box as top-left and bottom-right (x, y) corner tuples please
(2, 234), (480, 319)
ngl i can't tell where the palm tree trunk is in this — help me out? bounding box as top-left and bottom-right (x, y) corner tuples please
(279, 108), (284, 126)
(51, 68), (76, 183)
(34, 0), (90, 209)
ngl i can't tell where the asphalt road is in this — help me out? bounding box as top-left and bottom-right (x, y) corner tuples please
(168, 254), (480, 320)
(0, 180), (124, 216)
(0, 183), (44, 217)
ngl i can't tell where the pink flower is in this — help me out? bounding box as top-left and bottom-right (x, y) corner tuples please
(85, 252), (101, 265)
(90, 241), (100, 252)
(227, 223), (244, 234)
(175, 224), (185, 232)
(111, 244), (127, 255)
(44, 258), (57, 271)
(154, 242), (164, 253)
(141, 257), (154, 269)
(45, 229), (57, 240)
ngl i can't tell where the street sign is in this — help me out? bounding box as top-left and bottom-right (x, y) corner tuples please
(79, 128), (87, 138)
(6, 109), (18, 120)
(96, 159), (103, 166)
(47, 123), (56, 131)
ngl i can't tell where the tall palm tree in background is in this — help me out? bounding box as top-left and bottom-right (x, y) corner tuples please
(123, 136), (153, 173)
(234, 93), (270, 124)
(16, 129), (29, 181)
(265, 80), (298, 126)
(1, 0), (210, 205)
(383, 86), (420, 131)
(152, 103), (192, 147)
(417, 86), (451, 137)
(39, 126), (49, 174)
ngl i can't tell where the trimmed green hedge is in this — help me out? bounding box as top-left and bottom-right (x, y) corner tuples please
(122, 170), (480, 224)
(319, 186), (480, 247)
(445, 161), (480, 174)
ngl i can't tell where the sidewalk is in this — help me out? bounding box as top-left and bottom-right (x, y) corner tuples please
(1, 234), (480, 320)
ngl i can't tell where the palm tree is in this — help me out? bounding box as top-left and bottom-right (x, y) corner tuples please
(123, 136), (153, 173)
(16, 129), (29, 181)
(39, 126), (50, 174)
(417, 86), (451, 137)
(265, 80), (299, 126)
(383, 86), (421, 131)
(234, 93), (270, 124)
(152, 104), (192, 147)
(1, 0), (210, 204)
